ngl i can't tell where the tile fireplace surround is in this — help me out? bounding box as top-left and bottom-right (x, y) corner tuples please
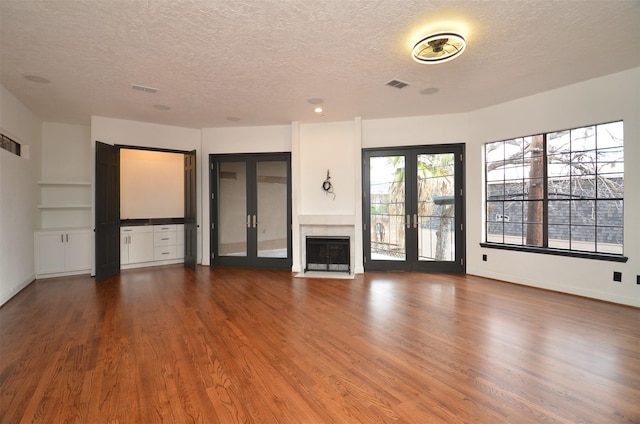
(297, 215), (356, 277)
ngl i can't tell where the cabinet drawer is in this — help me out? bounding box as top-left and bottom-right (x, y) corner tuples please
(154, 231), (177, 246)
(154, 225), (176, 233)
(121, 225), (153, 235)
(154, 245), (177, 260)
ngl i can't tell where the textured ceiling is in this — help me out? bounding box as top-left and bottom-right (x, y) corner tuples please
(1, 0), (639, 129)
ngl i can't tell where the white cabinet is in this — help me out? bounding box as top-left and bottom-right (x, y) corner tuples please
(121, 224), (184, 269)
(35, 229), (92, 278)
(153, 224), (184, 261)
(121, 226), (154, 265)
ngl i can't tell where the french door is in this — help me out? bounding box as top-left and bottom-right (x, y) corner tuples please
(363, 144), (465, 273)
(210, 153), (292, 269)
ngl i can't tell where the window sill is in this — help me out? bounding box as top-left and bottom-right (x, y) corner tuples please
(479, 243), (628, 263)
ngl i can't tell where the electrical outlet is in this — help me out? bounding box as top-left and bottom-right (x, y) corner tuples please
(613, 271), (622, 282)
(482, 254), (487, 262)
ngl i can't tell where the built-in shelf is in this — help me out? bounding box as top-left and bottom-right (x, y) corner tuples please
(38, 180), (92, 229)
(38, 181), (91, 186)
(37, 205), (91, 209)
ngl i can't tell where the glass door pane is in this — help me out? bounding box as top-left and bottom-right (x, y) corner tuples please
(369, 155), (406, 261)
(416, 153), (455, 262)
(218, 161), (247, 257)
(256, 160), (288, 258)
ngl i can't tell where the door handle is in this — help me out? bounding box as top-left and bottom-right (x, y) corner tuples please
(247, 215), (251, 228)
(406, 215), (410, 229)
(253, 215), (257, 228)
(414, 214), (418, 229)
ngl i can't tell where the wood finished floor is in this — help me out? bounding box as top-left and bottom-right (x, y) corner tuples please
(1, 265), (639, 423)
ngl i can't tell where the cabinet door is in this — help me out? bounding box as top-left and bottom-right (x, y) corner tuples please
(36, 232), (65, 274)
(129, 233), (154, 263)
(121, 234), (130, 264)
(65, 231), (92, 272)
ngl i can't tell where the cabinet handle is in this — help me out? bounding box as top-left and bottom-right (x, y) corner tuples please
(66, 234), (69, 242)
(161, 238), (169, 240)
(247, 215), (251, 228)
(406, 215), (410, 229)
(413, 214), (418, 229)
(253, 215), (257, 228)
(61, 234), (64, 243)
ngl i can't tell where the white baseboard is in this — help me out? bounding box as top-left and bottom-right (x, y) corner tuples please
(0, 274), (35, 307)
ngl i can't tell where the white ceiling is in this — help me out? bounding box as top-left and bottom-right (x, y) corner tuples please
(1, 0), (639, 129)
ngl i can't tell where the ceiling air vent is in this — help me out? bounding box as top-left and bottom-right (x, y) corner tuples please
(131, 84), (158, 94)
(386, 79), (410, 89)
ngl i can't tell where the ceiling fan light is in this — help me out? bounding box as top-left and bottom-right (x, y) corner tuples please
(412, 32), (466, 64)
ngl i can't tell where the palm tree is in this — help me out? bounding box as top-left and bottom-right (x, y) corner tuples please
(388, 153), (455, 260)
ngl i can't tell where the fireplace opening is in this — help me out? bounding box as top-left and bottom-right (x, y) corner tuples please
(305, 236), (350, 273)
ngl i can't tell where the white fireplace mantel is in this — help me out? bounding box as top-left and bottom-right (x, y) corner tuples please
(298, 214), (355, 226)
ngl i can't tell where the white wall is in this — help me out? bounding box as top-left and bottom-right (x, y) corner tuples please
(41, 123), (91, 181)
(91, 117), (203, 268)
(363, 113), (469, 148)
(298, 121), (356, 215)
(466, 68), (640, 307)
(0, 85), (42, 306)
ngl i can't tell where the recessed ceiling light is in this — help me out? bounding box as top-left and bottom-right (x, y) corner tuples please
(24, 74), (50, 84)
(412, 32), (466, 64)
(314, 107), (323, 113)
(307, 98), (324, 105)
(420, 87), (440, 95)
(153, 104), (170, 110)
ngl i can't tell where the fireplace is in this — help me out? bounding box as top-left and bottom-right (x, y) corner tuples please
(305, 236), (350, 273)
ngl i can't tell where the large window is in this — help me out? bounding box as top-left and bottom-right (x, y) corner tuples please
(484, 121), (625, 261)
